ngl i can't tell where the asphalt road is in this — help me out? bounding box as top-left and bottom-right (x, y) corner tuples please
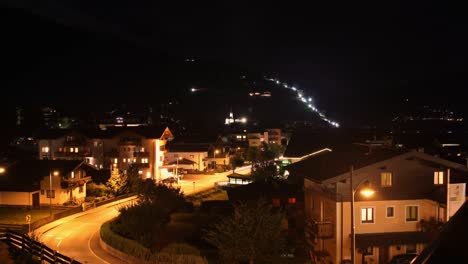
(35, 166), (251, 263)
(35, 196), (137, 264)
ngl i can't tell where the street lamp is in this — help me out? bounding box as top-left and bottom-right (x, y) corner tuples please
(350, 166), (375, 264)
(0, 167), (5, 174)
(176, 157), (182, 183)
(49, 170), (59, 216)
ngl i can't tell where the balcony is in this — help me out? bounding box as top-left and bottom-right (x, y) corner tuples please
(132, 163), (150, 169)
(133, 151), (150, 157)
(104, 151), (120, 158)
(305, 219), (334, 239)
(54, 151), (92, 158)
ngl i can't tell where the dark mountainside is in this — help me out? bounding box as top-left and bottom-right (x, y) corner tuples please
(0, 6), (330, 144)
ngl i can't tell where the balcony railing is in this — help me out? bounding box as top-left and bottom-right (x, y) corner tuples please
(54, 151), (92, 158)
(133, 151), (150, 157)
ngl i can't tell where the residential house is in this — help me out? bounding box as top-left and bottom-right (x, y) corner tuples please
(36, 126), (173, 181)
(288, 143), (468, 264)
(0, 160), (93, 207)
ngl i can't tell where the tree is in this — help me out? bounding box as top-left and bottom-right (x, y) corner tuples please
(112, 181), (186, 248)
(203, 199), (285, 264)
(230, 155), (244, 173)
(106, 165), (128, 196)
(138, 179), (185, 213)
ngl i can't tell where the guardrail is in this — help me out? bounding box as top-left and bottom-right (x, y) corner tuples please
(0, 230), (81, 264)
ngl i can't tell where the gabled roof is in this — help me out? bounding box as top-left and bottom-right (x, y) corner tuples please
(35, 126), (170, 140)
(167, 158), (197, 165)
(0, 160), (88, 192)
(227, 173), (252, 179)
(287, 144), (407, 183)
(167, 143), (210, 152)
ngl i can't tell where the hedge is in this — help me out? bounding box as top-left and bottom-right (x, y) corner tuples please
(101, 219), (208, 264)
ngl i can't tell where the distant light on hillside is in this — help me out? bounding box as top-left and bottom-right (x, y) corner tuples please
(266, 77), (340, 128)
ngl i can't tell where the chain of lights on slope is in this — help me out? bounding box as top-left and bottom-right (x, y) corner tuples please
(265, 77), (340, 128)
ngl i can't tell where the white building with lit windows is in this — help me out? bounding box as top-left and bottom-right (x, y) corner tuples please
(37, 127), (173, 181)
(288, 143), (468, 264)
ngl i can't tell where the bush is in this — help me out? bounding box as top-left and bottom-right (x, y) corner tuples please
(111, 203), (169, 248)
(101, 220), (153, 260)
(160, 243), (201, 256)
(86, 183), (108, 197)
(102, 220), (208, 264)
(171, 213), (196, 223)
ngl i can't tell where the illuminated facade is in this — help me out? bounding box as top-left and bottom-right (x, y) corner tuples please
(294, 145), (468, 264)
(37, 127), (173, 181)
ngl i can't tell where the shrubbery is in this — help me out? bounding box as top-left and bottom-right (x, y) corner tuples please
(86, 183), (109, 197)
(102, 221), (208, 264)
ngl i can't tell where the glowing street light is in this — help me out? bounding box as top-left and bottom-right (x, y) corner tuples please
(350, 167), (375, 264)
(0, 167), (5, 174)
(176, 157), (182, 183)
(49, 170), (59, 216)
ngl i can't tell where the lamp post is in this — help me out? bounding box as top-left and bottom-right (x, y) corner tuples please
(176, 157), (182, 184)
(350, 166), (375, 264)
(213, 149), (219, 170)
(49, 171), (59, 216)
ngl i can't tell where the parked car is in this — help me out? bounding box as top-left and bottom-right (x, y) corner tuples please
(389, 253), (418, 264)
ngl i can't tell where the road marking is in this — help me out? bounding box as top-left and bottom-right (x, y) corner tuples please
(88, 230), (111, 264)
(57, 239), (62, 247)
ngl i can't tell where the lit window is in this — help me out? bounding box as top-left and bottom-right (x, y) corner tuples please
(74, 147), (78, 153)
(406, 206), (418, 222)
(114, 158), (118, 164)
(70, 147), (73, 152)
(361, 207), (374, 223)
(381, 172), (392, 187)
(146, 172), (151, 178)
(434, 171), (444, 185)
(236, 135), (242, 139)
(288, 197), (296, 204)
(386, 206), (395, 218)
(138, 170), (143, 174)
(133, 158), (136, 162)
(141, 147), (145, 152)
(123, 158), (126, 163)
(42, 147), (49, 153)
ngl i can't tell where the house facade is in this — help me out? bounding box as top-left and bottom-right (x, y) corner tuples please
(0, 160), (93, 207)
(37, 127), (173, 181)
(289, 144), (468, 264)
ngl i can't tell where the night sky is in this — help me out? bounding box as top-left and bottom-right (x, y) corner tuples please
(2, 1), (468, 124)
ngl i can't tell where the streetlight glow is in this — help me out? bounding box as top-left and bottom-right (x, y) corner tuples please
(360, 188), (375, 198)
(0, 167), (5, 174)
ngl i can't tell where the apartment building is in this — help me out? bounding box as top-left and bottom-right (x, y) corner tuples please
(37, 126), (173, 181)
(288, 143), (468, 264)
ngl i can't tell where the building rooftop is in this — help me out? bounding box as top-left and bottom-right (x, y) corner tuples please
(0, 160), (88, 192)
(288, 144), (406, 183)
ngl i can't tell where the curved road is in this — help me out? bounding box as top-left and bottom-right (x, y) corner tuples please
(35, 166), (251, 263)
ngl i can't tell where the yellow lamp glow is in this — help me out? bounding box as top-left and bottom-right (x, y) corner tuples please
(360, 188), (375, 198)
